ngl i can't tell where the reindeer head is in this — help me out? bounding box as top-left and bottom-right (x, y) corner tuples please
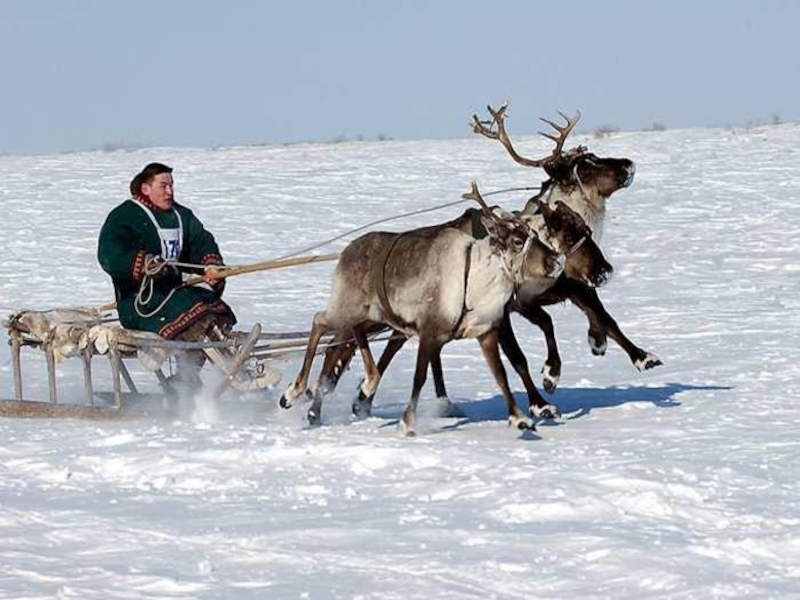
(462, 182), (563, 287)
(472, 103), (635, 213)
(526, 201), (613, 288)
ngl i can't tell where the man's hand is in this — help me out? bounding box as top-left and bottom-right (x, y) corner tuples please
(203, 266), (224, 284)
(145, 254), (169, 279)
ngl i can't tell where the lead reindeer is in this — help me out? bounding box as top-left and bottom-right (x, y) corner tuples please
(472, 102), (661, 390)
(280, 184), (564, 435)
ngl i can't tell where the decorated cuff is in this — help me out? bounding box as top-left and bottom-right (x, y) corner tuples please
(130, 251), (147, 282)
(201, 253), (223, 267)
(201, 255), (226, 294)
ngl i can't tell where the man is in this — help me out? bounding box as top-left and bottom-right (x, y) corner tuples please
(98, 162), (239, 393)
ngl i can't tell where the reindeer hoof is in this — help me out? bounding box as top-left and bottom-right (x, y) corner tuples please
(307, 407), (322, 426)
(531, 404), (561, 420)
(541, 364), (560, 394)
(635, 352), (663, 372)
(436, 397), (464, 418)
(589, 332), (607, 356)
(352, 390), (373, 420)
(508, 415), (536, 431)
(400, 409), (417, 437)
(399, 421), (417, 437)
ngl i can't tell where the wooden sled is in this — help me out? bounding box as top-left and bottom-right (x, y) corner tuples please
(2, 307), (394, 420)
(2, 309), (287, 419)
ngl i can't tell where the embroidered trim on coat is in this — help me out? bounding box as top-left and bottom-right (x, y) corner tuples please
(158, 299), (232, 340)
(131, 251), (146, 282)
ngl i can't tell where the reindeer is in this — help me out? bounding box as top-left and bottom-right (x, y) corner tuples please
(279, 184), (565, 435)
(472, 103), (661, 391)
(315, 106), (659, 422)
(302, 197), (613, 425)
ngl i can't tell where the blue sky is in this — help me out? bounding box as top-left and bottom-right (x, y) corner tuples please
(1, 0), (797, 155)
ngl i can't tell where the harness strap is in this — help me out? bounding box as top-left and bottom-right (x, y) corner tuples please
(373, 233), (414, 333)
(573, 163), (592, 202)
(450, 242), (473, 338)
(470, 208), (487, 239)
(566, 235), (588, 256)
(373, 233), (475, 339)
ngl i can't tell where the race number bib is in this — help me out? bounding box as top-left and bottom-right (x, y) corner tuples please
(160, 228), (182, 260)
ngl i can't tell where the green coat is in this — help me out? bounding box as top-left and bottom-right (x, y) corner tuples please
(97, 198), (236, 338)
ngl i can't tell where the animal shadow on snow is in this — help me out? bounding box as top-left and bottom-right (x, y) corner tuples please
(446, 382), (730, 429)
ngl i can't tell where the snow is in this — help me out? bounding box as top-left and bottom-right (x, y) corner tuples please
(2, 124), (800, 598)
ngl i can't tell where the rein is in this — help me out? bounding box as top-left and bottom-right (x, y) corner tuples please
(276, 185), (540, 261)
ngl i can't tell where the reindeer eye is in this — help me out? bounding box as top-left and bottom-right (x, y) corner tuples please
(511, 237), (525, 250)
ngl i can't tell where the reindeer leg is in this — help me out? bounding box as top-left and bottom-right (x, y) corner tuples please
(353, 334), (407, 419)
(354, 325), (381, 396)
(307, 331), (354, 426)
(401, 338), (438, 437)
(478, 328), (534, 431)
(280, 311), (331, 409)
(498, 313), (560, 420)
(313, 331), (357, 398)
(567, 282), (662, 371)
(515, 303), (562, 394)
(429, 347), (462, 418)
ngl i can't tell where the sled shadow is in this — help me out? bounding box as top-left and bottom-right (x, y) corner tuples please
(442, 382), (730, 427)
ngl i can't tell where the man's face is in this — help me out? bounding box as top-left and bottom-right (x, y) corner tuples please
(141, 173), (174, 210)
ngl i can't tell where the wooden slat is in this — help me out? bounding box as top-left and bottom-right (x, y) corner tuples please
(119, 361), (138, 394)
(109, 342), (122, 408)
(45, 345), (57, 404)
(212, 324), (262, 397)
(11, 332), (23, 402)
(82, 345), (93, 406)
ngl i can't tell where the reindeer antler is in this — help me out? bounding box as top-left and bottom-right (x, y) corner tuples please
(472, 102), (542, 168)
(462, 181), (494, 216)
(472, 102), (582, 169)
(538, 110), (582, 158)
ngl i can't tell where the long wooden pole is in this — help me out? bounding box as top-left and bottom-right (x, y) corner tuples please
(93, 252), (340, 314)
(182, 252), (340, 287)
